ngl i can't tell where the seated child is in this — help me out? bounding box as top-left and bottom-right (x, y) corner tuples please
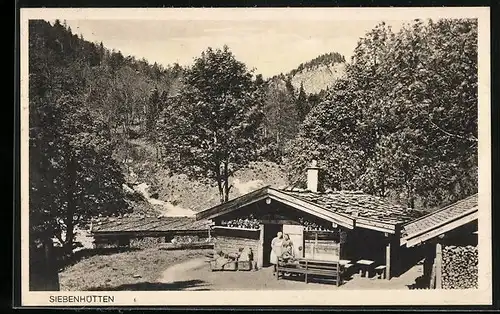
(281, 234), (296, 263)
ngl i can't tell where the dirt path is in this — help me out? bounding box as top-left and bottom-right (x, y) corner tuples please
(158, 257), (209, 285)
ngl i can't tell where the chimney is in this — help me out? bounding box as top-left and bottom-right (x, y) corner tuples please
(307, 160), (320, 192)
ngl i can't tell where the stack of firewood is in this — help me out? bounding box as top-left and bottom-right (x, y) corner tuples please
(442, 245), (478, 289)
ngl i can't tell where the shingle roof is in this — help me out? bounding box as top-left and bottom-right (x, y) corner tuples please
(401, 193), (478, 238)
(280, 189), (424, 225)
(92, 216), (211, 233)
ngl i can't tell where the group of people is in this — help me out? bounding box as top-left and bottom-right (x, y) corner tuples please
(270, 231), (296, 275)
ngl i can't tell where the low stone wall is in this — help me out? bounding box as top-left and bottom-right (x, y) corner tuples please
(213, 236), (260, 257)
(93, 233), (209, 249)
(130, 236), (166, 248)
(94, 236), (129, 249)
(442, 245), (478, 289)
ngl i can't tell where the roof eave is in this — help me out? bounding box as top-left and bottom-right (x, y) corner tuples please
(401, 194), (478, 228)
(195, 186), (271, 220)
(401, 207), (478, 247)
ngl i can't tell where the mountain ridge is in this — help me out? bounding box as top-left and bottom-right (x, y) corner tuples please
(267, 51), (347, 95)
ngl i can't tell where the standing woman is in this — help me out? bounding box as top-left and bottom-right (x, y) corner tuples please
(270, 231), (283, 276)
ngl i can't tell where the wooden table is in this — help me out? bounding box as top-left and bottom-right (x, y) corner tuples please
(356, 259), (374, 277)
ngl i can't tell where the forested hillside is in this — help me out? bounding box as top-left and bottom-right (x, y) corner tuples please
(28, 20), (289, 257)
(287, 20), (478, 209)
(261, 52), (347, 157)
(29, 19), (186, 255)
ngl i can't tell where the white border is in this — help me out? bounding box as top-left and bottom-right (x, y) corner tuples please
(20, 7), (491, 306)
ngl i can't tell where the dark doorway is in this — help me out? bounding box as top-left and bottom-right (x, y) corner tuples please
(262, 224), (283, 267)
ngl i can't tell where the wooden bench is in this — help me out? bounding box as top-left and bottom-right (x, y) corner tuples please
(277, 257), (343, 286)
(374, 265), (386, 279)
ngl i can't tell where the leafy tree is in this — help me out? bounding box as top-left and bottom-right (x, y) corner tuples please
(146, 88), (160, 134)
(145, 88), (163, 162)
(30, 84), (129, 258)
(263, 80), (300, 154)
(29, 20), (136, 268)
(296, 83), (310, 121)
(160, 46), (265, 203)
(288, 19), (478, 209)
(284, 76), (296, 99)
(255, 74), (265, 86)
(108, 50), (125, 72)
(28, 21), (188, 288)
(286, 77), (366, 190)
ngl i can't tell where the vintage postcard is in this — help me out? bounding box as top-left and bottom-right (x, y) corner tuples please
(19, 7), (491, 307)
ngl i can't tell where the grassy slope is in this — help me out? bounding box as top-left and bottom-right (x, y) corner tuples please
(59, 248), (212, 291)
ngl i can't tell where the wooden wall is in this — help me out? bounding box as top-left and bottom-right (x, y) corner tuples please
(304, 231), (341, 261)
(304, 240), (340, 260)
(342, 228), (386, 263)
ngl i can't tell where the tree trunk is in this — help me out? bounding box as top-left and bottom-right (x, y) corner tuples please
(30, 236), (60, 291)
(406, 183), (415, 208)
(64, 155), (77, 257)
(379, 179), (386, 197)
(223, 161), (230, 203)
(155, 142), (160, 163)
(408, 196), (415, 209)
(43, 237), (60, 291)
(217, 182), (224, 204)
(216, 163), (224, 204)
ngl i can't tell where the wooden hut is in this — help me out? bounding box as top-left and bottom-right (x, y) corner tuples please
(400, 194), (478, 289)
(195, 162), (422, 279)
(91, 216), (212, 249)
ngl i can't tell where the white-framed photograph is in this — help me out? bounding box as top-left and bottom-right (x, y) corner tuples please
(19, 6), (491, 307)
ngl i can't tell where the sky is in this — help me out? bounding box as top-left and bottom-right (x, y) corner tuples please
(62, 19), (409, 78)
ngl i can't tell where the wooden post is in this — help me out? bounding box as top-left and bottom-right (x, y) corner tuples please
(257, 224), (264, 269)
(423, 243), (435, 288)
(385, 238), (391, 280)
(313, 232), (318, 259)
(385, 226), (401, 280)
(436, 241), (443, 289)
(430, 261), (436, 289)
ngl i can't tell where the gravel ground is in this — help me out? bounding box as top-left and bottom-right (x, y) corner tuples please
(157, 258), (422, 291)
(60, 247), (421, 291)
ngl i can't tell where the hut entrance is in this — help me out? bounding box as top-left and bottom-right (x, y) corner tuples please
(262, 223), (283, 267)
(283, 224), (305, 258)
